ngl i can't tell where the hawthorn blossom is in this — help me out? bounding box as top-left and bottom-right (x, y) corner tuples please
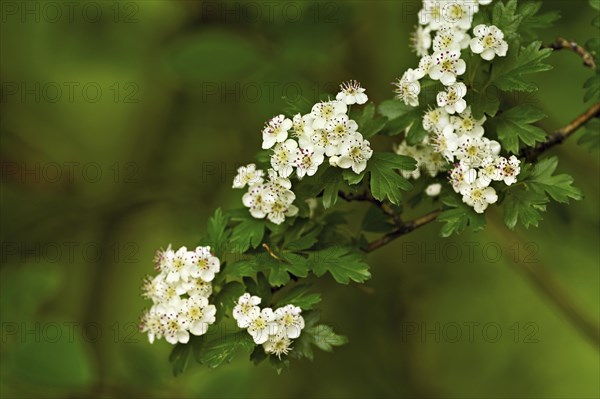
(437, 82), (468, 114)
(310, 100), (348, 129)
(394, 69), (421, 107)
(232, 164), (264, 189)
(411, 26), (432, 56)
(497, 155), (521, 185)
(192, 246), (220, 282)
(271, 139), (299, 178)
(274, 305), (305, 339)
(262, 114), (292, 149)
(462, 178), (499, 213)
(425, 183), (442, 197)
(295, 146), (325, 179)
(451, 107), (486, 138)
(429, 49), (466, 86)
(247, 308), (278, 345)
(263, 334), (293, 359)
(233, 293), (261, 328)
(336, 80), (368, 105)
(423, 107), (450, 133)
(182, 295), (216, 336)
(470, 24), (508, 61)
(336, 133), (373, 174)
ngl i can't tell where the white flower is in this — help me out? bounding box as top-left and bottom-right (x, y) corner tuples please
(394, 69), (421, 107)
(262, 115), (293, 149)
(429, 49), (466, 86)
(423, 107), (450, 133)
(232, 164), (264, 189)
(437, 82), (468, 114)
(184, 278), (213, 298)
(432, 125), (460, 162)
(295, 146), (325, 179)
(192, 246), (220, 282)
(449, 161), (477, 193)
(432, 26), (469, 52)
(425, 183), (442, 197)
(326, 115), (358, 145)
(242, 184), (269, 219)
(182, 295), (216, 336)
(311, 129), (339, 157)
(336, 80), (368, 105)
(153, 245), (174, 272)
(292, 113), (315, 148)
(233, 293), (261, 328)
(247, 308), (278, 344)
(266, 198), (298, 225)
(479, 0), (493, 5)
(462, 178), (498, 213)
(441, 1), (475, 30)
(158, 303), (190, 345)
(497, 155), (521, 185)
(165, 246), (195, 284)
(470, 24), (508, 61)
(140, 307), (163, 344)
(478, 157), (503, 186)
(394, 141), (423, 179)
(310, 100), (348, 129)
(418, 0), (445, 30)
(451, 106), (486, 137)
(271, 139), (299, 178)
(336, 133), (373, 174)
(455, 136), (495, 168)
(414, 55), (434, 80)
(263, 334), (293, 360)
(274, 304), (305, 339)
(411, 26), (432, 56)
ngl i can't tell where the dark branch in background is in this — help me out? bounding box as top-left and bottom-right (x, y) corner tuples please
(544, 37), (597, 69)
(338, 190), (401, 224)
(523, 102), (600, 161)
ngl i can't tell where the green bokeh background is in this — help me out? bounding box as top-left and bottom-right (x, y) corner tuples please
(1, 1), (599, 397)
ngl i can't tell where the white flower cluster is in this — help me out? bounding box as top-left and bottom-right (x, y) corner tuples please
(233, 293), (305, 359)
(139, 245), (220, 345)
(234, 81), (373, 224)
(394, 0), (517, 213)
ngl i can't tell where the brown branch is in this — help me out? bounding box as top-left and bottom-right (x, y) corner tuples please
(522, 102), (600, 161)
(365, 210), (441, 253)
(338, 190), (401, 225)
(356, 103), (600, 253)
(545, 37), (597, 69)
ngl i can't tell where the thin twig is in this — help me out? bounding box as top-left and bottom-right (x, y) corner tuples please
(365, 210), (441, 253)
(522, 102), (600, 161)
(338, 190), (401, 225)
(545, 37), (597, 69)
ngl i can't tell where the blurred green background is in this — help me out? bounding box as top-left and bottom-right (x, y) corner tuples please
(1, 0), (599, 397)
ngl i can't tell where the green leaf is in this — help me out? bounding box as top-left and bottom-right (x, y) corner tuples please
(230, 219), (265, 253)
(366, 153), (416, 205)
(169, 343), (190, 376)
(378, 99), (414, 119)
(361, 204), (395, 233)
(243, 273), (272, 303)
(491, 41), (553, 92)
(495, 105), (547, 153)
(213, 281), (246, 322)
(437, 195), (486, 237)
(305, 324), (348, 352)
(590, 0), (600, 11)
(518, 2), (561, 41)
(227, 259), (260, 278)
(250, 346), (268, 365)
(578, 119), (600, 151)
(308, 247), (371, 284)
(277, 284), (322, 310)
(503, 186), (548, 229)
(469, 88), (500, 120)
(583, 73), (600, 103)
(199, 332), (255, 368)
(492, 0), (522, 38)
(524, 157), (583, 203)
(204, 208), (230, 257)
